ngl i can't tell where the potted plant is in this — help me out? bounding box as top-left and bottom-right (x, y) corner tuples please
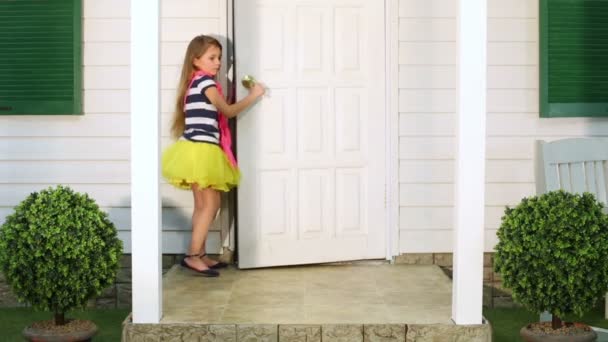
(0, 185), (123, 341)
(494, 190), (608, 341)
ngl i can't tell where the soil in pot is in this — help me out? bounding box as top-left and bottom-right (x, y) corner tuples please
(23, 319), (98, 342)
(520, 322), (597, 342)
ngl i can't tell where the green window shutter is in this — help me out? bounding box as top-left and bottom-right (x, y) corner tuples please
(0, 0), (82, 115)
(540, 0), (608, 118)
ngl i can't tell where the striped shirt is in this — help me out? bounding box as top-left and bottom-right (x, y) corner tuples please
(182, 75), (219, 144)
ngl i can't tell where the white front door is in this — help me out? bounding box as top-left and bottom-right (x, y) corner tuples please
(235, 0), (386, 268)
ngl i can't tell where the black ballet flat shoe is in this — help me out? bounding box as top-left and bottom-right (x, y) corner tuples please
(200, 253), (229, 269)
(210, 261), (228, 269)
(180, 254), (219, 277)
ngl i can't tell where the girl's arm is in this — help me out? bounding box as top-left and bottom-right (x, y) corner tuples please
(205, 83), (265, 118)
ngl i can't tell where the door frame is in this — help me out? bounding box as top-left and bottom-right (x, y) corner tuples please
(385, 0), (399, 260)
(225, 0), (400, 262)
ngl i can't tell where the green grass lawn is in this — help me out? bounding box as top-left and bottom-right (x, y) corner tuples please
(0, 308), (129, 342)
(484, 305), (608, 342)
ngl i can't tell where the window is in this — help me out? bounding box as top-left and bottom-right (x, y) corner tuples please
(0, 0), (82, 115)
(540, 0), (608, 117)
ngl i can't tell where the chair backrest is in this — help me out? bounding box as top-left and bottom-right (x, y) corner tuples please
(536, 138), (608, 206)
(536, 138), (608, 322)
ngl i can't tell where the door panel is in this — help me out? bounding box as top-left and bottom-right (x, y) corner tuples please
(235, 0), (385, 268)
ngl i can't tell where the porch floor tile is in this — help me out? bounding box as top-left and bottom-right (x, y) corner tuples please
(160, 264), (453, 325)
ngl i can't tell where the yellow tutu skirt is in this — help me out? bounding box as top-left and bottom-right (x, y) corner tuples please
(162, 140), (240, 192)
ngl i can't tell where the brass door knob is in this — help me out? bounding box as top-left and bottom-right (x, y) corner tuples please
(241, 75), (256, 89)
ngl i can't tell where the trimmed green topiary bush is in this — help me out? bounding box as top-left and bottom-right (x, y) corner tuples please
(494, 190), (608, 329)
(0, 185), (123, 326)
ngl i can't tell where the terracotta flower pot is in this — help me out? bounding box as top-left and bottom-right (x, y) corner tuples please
(520, 322), (597, 342)
(23, 319), (98, 342)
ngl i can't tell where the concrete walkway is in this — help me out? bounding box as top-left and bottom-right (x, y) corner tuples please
(161, 263), (453, 325)
(122, 264), (492, 341)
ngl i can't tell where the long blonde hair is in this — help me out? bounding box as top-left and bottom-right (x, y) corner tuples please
(170, 35), (222, 139)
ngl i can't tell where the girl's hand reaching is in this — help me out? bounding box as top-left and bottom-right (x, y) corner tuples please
(249, 83), (265, 98)
(206, 80), (266, 118)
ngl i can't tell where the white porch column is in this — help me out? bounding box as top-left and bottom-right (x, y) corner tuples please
(452, 0), (487, 325)
(131, 0), (162, 323)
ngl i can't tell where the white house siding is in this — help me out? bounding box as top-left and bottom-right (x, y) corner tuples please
(398, 0), (608, 253)
(0, 0), (228, 254)
(4, 0), (605, 258)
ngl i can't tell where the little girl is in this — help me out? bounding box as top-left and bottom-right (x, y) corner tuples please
(162, 35), (265, 277)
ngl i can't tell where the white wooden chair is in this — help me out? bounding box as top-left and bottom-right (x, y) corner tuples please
(535, 138), (608, 320)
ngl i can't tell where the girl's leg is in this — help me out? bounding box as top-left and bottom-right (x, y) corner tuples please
(184, 184), (220, 271)
(199, 191), (221, 267)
